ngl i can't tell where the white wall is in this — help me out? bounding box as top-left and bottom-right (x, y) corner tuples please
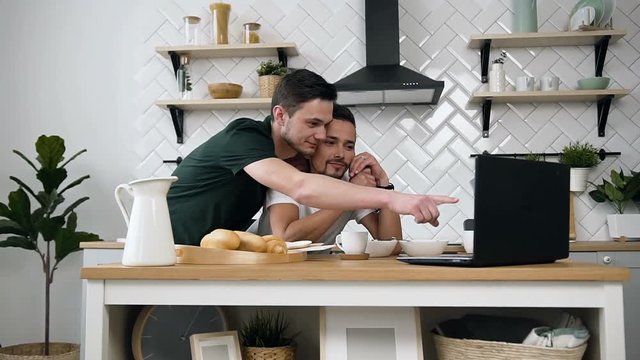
(0, 0), (140, 346)
(1, 0), (639, 352)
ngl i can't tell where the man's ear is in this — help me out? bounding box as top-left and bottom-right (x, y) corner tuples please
(273, 105), (286, 126)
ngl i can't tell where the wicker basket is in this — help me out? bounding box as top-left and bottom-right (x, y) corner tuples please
(433, 334), (587, 360)
(0, 343), (79, 360)
(243, 345), (295, 360)
(259, 75), (283, 98)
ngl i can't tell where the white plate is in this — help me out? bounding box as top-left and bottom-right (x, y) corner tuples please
(286, 240), (312, 249)
(289, 244), (335, 253)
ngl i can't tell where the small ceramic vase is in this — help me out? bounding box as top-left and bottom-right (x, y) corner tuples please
(489, 63), (506, 92)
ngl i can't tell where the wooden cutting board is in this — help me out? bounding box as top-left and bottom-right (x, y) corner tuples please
(175, 245), (307, 265)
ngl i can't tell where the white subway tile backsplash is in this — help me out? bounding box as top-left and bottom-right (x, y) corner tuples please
(138, 0), (640, 240)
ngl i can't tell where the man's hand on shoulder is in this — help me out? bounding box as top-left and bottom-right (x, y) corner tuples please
(349, 152), (389, 186)
(349, 167), (376, 187)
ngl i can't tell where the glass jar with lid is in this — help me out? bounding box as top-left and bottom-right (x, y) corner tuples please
(242, 22), (261, 44)
(183, 16), (201, 45)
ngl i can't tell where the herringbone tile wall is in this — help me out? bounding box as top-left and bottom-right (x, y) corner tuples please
(135, 0), (640, 241)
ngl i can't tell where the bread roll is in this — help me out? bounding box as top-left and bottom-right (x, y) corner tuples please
(266, 239), (287, 254)
(262, 234), (284, 243)
(234, 231), (268, 252)
(200, 229), (240, 250)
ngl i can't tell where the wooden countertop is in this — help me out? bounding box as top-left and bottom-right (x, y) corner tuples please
(81, 241), (640, 252)
(81, 256), (628, 282)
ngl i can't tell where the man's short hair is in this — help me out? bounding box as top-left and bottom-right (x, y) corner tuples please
(272, 69), (337, 116)
(332, 103), (356, 128)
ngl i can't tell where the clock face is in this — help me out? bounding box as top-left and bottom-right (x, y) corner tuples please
(132, 305), (228, 360)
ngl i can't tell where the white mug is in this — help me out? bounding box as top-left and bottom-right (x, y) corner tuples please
(335, 231), (368, 254)
(462, 231), (474, 254)
(516, 76), (535, 91)
(540, 76), (560, 91)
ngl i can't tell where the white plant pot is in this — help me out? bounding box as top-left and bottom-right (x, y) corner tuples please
(607, 214), (640, 240)
(488, 63), (506, 92)
(569, 167), (590, 192)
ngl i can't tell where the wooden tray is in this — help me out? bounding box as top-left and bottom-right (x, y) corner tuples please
(175, 245), (307, 265)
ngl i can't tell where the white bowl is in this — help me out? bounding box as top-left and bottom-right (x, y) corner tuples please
(399, 239), (448, 257)
(365, 240), (398, 258)
(462, 231), (474, 254)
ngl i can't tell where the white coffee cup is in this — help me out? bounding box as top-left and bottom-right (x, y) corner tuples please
(516, 76), (535, 91)
(462, 231), (474, 254)
(335, 231), (368, 254)
(540, 76), (560, 91)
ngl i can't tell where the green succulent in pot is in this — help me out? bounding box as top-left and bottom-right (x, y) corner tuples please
(560, 142), (601, 192)
(256, 60), (287, 76)
(240, 311), (297, 360)
(0, 135), (101, 356)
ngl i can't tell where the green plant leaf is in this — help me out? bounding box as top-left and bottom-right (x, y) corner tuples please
(37, 167), (68, 194)
(36, 190), (65, 215)
(623, 174), (640, 201)
(0, 219), (29, 236)
(0, 236), (37, 250)
(54, 212), (99, 261)
(588, 189), (607, 203)
(7, 189), (32, 230)
(60, 197), (89, 218)
(0, 202), (10, 218)
(12, 150), (39, 172)
(9, 176), (43, 207)
(58, 175), (90, 196)
(35, 215), (66, 242)
(60, 149), (87, 168)
(559, 142), (600, 168)
(35, 135), (65, 169)
(610, 169), (624, 189)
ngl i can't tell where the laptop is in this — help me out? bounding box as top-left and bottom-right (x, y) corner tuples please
(398, 155), (570, 267)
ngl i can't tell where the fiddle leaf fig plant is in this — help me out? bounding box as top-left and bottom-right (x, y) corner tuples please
(0, 135), (101, 354)
(588, 169), (640, 214)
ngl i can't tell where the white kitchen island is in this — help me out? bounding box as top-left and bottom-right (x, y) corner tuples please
(81, 256), (629, 360)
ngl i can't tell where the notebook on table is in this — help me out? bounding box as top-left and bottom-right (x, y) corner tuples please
(398, 155), (570, 267)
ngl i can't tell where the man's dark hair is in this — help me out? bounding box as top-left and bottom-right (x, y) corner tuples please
(332, 103), (356, 128)
(272, 69), (337, 115)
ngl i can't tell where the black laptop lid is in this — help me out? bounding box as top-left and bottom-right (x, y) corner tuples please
(472, 156), (570, 266)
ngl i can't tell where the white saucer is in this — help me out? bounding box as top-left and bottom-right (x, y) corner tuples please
(286, 240), (312, 249)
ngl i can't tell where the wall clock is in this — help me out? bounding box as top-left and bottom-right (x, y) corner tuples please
(132, 305), (228, 360)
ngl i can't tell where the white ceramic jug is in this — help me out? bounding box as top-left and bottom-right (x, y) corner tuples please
(115, 176), (178, 266)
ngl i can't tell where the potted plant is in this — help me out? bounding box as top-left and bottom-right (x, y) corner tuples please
(589, 168), (640, 240)
(559, 142), (600, 192)
(240, 311), (297, 360)
(257, 60), (287, 98)
(489, 50), (507, 92)
(0, 135), (101, 359)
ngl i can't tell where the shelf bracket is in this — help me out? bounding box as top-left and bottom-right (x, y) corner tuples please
(482, 98), (492, 138)
(597, 95), (613, 137)
(594, 35), (610, 77)
(480, 39), (492, 83)
(169, 51), (181, 78)
(168, 105), (185, 144)
(277, 48), (288, 67)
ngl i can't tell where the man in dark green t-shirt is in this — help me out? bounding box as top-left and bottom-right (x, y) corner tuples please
(168, 69), (458, 245)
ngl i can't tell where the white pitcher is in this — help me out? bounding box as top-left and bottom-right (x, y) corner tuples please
(115, 176), (178, 266)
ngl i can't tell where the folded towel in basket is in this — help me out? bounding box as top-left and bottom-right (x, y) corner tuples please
(522, 313), (590, 348)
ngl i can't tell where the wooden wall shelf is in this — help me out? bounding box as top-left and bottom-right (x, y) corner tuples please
(156, 98), (272, 111)
(471, 89), (629, 103)
(468, 30), (626, 49)
(155, 43), (298, 59)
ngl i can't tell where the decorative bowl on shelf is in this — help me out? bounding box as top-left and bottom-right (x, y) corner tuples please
(577, 76), (610, 90)
(208, 83), (243, 99)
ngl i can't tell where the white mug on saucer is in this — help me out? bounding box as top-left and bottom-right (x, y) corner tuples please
(540, 76), (560, 91)
(516, 76), (535, 91)
(335, 231), (368, 254)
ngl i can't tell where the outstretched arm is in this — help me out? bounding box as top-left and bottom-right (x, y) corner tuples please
(244, 158), (458, 225)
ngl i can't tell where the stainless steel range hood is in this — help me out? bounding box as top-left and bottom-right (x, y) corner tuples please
(334, 0), (444, 106)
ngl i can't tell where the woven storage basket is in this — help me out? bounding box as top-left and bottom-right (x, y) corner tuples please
(259, 75), (282, 98)
(0, 343), (79, 360)
(244, 345), (295, 360)
(433, 334), (587, 360)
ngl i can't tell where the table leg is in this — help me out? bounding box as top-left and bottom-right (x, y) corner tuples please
(84, 279), (109, 360)
(599, 283), (625, 360)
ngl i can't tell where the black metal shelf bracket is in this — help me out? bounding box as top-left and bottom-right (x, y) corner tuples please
(169, 51), (181, 77)
(168, 105), (185, 144)
(597, 95), (614, 137)
(482, 98), (492, 138)
(594, 35), (611, 77)
(480, 39), (492, 83)
(163, 156), (183, 165)
(277, 47), (288, 67)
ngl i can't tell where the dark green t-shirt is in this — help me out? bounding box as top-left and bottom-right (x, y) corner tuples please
(167, 116), (275, 245)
